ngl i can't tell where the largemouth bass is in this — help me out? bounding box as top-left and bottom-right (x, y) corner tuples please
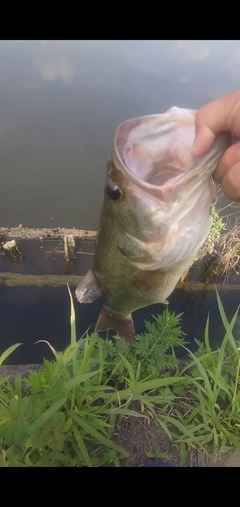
(76, 107), (230, 342)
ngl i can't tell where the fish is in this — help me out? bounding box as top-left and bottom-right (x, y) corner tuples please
(75, 106), (230, 343)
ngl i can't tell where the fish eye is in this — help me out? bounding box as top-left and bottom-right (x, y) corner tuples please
(106, 183), (122, 201)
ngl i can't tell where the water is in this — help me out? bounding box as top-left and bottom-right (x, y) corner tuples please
(1, 40), (240, 229)
(1, 40), (240, 364)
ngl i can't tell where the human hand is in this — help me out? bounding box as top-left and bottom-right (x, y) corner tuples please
(191, 89), (240, 201)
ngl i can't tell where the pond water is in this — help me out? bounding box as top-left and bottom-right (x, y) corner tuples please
(1, 40), (240, 364)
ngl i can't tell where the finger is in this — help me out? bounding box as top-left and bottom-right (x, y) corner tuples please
(191, 124), (216, 158)
(191, 89), (240, 158)
(221, 161), (240, 201)
(213, 141), (240, 183)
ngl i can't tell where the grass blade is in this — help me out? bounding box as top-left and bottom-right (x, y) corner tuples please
(35, 340), (59, 359)
(182, 347), (214, 401)
(216, 289), (239, 353)
(77, 337), (98, 375)
(30, 398), (66, 431)
(71, 412), (125, 453)
(72, 424), (92, 466)
(67, 284), (78, 377)
(131, 376), (184, 394)
(117, 353), (136, 384)
(97, 338), (104, 384)
(67, 284), (77, 346)
(0, 344), (23, 366)
(66, 371), (100, 389)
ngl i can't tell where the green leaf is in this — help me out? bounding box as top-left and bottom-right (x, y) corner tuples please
(207, 370), (231, 397)
(62, 418), (72, 432)
(156, 418), (172, 440)
(0, 403), (10, 418)
(146, 449), (168, 459)
(163, 415), (200, 440)
(105, 408), (142, 417)
(14, 376), (22, 399)
(216, 289), (239, 354)
(0, 344), (23, 365)
(48, 412), (65, 431)
(117, 353), (136, 384)
(4, 424), (17, 446)
(67, 284), (77, 346)
(0, 377), (10, 388)
(66, 371), (100, 389)
(37, 428), (51, 448)
(25, 452), (34, 466)
(15, 423), (30, 447)
(18, 397), (30, 419)
(77, 337), (98, 375)
(51, 433), (65, 452)
(97, 338), (104, 384)
(215, 305), (240, 382)
(62, 344), (79, 365)
(131, 376), (183, 394)
(182, 347), (214, 401)
(71, 412), (124, 453)
(30, 399), (66, 432)
(51, 451), (71, 466)
(72, 424), (92, 467)
(0, 421), (10, 438)
(204, 313), (215, 365)
(9, 396), (19, 418)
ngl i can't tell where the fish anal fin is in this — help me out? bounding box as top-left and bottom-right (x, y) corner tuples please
(95, 307), (135, 343)
(75, 269), (102, 303)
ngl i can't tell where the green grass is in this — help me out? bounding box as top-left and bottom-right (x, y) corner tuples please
(0, 286), (185, 467)
(208, 202), (226, 252)
(166, 290), (240, 458)
(196, 202), (226, 260)
(0, 285), (240, 466)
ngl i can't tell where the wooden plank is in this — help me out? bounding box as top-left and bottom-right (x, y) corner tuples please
(0, 226), (97, 241)
(0, 271), (239, 290)
(0, 359), (190, 379)
(0, 272), (84, 287)
(0, 364), (43, 379)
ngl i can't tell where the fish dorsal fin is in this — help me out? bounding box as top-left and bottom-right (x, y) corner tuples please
(75, 269), (102, 303)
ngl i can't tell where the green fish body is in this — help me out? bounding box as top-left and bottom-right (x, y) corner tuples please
(76, 107), (230, 342)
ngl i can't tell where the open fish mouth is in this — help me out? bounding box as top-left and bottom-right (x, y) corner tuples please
(109, 107), (230, 271)
(113, 107), (230, 200)
(114, 107), (197, 187)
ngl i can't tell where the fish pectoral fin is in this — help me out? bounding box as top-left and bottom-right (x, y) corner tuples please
(162, 299), (169, 304)
(95, 307), (135, 343)
(75, 269), (102, 303)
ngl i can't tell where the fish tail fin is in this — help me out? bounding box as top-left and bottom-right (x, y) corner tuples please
(95, 307), (135, 343)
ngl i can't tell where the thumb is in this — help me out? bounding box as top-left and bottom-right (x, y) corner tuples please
(191, 124), (216, 158)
